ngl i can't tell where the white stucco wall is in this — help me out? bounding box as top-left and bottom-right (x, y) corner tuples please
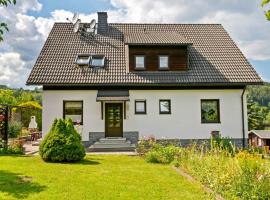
(42, 89), (247, 141)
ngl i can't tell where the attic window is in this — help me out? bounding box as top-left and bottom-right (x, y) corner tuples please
(76, 54), (105, 67)
(91, 55), (105, 67)
(76, 55), (90, 66)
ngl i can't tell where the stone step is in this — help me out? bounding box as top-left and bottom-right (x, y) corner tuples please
(88, 147), (135, 152)
(91, 143), (135, 148)
(99, 137), (127, 143)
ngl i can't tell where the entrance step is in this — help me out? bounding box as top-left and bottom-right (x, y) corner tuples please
(88, 137), (135, 152)
(99, 137), (128, 143)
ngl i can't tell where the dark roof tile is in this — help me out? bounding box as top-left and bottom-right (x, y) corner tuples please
(27, 23), (262, 86)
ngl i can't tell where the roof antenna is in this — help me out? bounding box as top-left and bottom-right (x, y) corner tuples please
(67, 13), (79, 24)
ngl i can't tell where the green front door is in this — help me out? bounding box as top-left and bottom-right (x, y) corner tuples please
(105, 103), (123, 137)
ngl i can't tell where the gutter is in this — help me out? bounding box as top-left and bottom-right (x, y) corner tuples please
(241, 86), (247, 148)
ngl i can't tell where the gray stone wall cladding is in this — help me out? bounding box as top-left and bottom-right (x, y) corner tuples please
(156, 138), (247, 148)
(84, 132), (139, 147)
(88, 132), (105, 146)
(123, 132), (139, 145)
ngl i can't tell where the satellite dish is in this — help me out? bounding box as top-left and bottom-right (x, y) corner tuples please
(73, 19), (81, 33)
(71, 13), (79, 24)
(89, 19), (96, 29)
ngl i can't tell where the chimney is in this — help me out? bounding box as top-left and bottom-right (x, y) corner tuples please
(97, 12), (108, 35)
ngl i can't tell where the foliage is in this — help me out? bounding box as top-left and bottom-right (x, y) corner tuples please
(8, 121), (22, 138)
(0, 0), (16, 42)
(247, 83), (270, 130)
(13, 101), (42, 130)
(145, 144), (180, 164)
(262, 0), (270, 20)
(0, 87), (42, 106)
(0, 89), (17, 105)
(136, 135), (156, 155)
(39, 118), (85, 162)
(174, 143), (270, 199)
(0, 139), (24, 154)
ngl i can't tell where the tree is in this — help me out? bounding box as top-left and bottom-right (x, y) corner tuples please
(0, 0), (16, 42)
(262, 0), (270, 20)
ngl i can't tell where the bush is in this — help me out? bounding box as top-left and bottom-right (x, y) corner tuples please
(136, 135), (156, 155)
(39, 118), (85, 162)
(174, 143), (270, 199)
(0, 139), (24, 155)
(145, 144), (180, 164)
(8, 121), (22, 138)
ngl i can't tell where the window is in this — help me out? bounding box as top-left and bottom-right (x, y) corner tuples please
(63, 101), (83, 125)
(135, 100), (146, 114)
(135, 55), (145, 69)
(159, 100), (171, 114)
(201, 99), (220, 123)
(159, 55), (169, 69)
(91, 55), (105, 67)
(76, 55), (90, 66)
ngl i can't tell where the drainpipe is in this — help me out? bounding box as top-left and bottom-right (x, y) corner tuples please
(241, 86), (247, 148)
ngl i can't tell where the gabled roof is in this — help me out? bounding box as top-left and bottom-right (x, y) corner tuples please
(26, 23), (262, 86)
(249, 130), (270, 139)
(124, 32), (192, 45)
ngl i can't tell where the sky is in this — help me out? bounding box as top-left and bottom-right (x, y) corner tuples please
(0, 0), (269, 88)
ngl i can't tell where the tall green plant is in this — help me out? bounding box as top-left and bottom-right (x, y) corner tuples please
(39, 118), (85, 162)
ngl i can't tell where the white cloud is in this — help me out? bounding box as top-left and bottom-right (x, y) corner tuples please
(0, 52), (30, 87)
(0, 0), (269, 88)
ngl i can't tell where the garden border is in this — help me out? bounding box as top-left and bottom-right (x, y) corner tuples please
(172, 166), (224, 200)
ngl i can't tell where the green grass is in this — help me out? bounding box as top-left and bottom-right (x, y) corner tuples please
(0, 155), (210, 200)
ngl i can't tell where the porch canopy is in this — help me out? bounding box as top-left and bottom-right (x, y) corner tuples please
(96, 90), (129, 120)
(96, 90), (130, 101)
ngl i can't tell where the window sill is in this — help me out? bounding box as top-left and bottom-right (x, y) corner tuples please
(134, 68), (145, 71)
(159, 112), (171, 115)
(159, 68), (169, 71)
(135, 112), (147, 115)
(201, 121), (221, 124)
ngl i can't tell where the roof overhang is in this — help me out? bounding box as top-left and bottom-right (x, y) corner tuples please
(96, 90), (130, 101)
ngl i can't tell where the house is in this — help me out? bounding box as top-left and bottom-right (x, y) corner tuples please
(248, 130), (270, 150)
(27, 12), (262, 150)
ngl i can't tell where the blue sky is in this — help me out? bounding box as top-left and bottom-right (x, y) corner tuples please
(0, 0), (269, 88)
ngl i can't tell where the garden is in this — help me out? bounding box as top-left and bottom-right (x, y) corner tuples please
(138, 136), (270, 200)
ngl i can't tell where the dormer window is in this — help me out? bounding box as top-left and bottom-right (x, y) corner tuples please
(76, 55), (91, 66)
(91, 55), (105, 67)
(135, 55), (145, 70)
(159, 55), (169, 70)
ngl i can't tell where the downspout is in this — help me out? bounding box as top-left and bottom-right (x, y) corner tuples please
(241, 86), (247, 148)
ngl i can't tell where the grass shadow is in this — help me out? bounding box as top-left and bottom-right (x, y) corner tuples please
(0, 170), (46, 199)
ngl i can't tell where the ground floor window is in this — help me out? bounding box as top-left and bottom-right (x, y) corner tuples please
(135, 100), (146, 114)
(159, 99), (171, 114)
(63, 101), (83, 125)
(201, 99), (220, 123)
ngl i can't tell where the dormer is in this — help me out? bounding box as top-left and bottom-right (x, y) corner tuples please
(124, 32), (192, 72)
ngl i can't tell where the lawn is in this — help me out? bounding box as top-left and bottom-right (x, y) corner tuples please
(0, 155), (211, 200)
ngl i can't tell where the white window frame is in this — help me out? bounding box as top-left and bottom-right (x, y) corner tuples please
(159, 55), (169, 70)
(135, 55), (145, 70)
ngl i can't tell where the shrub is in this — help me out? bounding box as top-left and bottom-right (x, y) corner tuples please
(145, 144), (180, 164)
(174, 143), (270, 199)
(39, 118), (85, 162)
(136, 136), (156, 155)
(0, 139), (24, 155)
(8, 121), (22, 138)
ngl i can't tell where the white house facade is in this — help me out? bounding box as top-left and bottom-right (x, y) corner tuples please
(43, 89), (248, 146)
(27, 12), (262, 150)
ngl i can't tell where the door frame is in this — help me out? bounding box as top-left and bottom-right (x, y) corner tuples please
(105, 103), (123, 137)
